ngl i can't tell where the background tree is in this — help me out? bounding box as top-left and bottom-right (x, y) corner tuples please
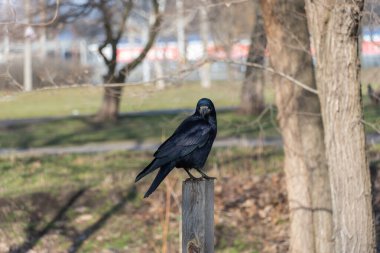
(260, 0), (333, 252)
(47, 0), (162, 121)
(239, 2), (266, 115)
(96, 0), (161, 121)
(208, 0), (254, 82)
(305, 0), (375, 251)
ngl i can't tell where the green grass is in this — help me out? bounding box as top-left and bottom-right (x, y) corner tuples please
(1, 80), (379, 149)
(0, 81), (280, 148)
(0, 81), (246, 120)
(1, 67), (378, 120)
(0, 146), (283, 198)
(0, 150), (155, 251)
(0, 147), (284, 252)
(1, 100), (379, 149)
(0, 109), (280, 148)
(0, 152), (140, 197)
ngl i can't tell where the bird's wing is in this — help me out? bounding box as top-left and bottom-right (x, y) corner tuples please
(154, 117), (212, 159)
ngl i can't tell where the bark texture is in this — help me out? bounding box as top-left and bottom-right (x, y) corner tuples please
(240, 3), (266, 115)
(260, 0), (332, 252)
(305, 1), (375, 252)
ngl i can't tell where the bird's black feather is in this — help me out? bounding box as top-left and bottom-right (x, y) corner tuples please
(144, 162), (175, 198)
(154, 120), (211, 158)
(135, 98), (217, 197)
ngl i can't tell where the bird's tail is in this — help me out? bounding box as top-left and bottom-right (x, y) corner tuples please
(135, 159), (160, 183)
(144, 162), (175, 198)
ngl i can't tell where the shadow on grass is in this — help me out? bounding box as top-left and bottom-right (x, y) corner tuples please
(1, 113), (184, 149)
(67, 186), (137, 253)
(0, 110), (280, 149)
(8, 186), (137, 253)
(9, 188), (88, 253)
(41, 118), (109, 147)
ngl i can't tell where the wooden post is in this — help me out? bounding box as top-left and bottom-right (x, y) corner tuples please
(182, 179), (214, 253)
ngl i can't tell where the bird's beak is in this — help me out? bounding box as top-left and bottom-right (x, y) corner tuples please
(199, 106), (210, 117)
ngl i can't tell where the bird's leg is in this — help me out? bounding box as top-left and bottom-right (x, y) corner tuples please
(195, 168), (216, 180)
(184, 168), (200, 180)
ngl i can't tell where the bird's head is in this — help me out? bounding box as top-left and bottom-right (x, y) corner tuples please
(196, 98), (216, 119)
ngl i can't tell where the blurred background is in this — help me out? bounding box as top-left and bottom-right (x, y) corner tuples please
(0, 0), (380, 252)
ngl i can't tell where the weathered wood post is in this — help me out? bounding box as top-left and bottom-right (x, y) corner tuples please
(182, 179), (214, 253)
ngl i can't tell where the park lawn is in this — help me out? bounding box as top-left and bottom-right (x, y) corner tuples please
(0, 109), (280, 149)
(0, 146), (285, 253)
(0, 80), (379, 149)
(0, 81), (253, 120)
(0, 101), (379, 149)
(0, 68), (378, 120)
(0, 136), (378, 252)
(0, 147), (284, 198)
(1, 68), (378, 120)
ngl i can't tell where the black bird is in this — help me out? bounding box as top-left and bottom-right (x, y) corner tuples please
(135, 98), (217, 198)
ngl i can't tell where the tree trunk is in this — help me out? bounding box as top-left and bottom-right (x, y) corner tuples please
(95, 86), (123, 122)
(260, 1), (333, 253)
(95, 51), (123, 122)
(240, 3), (266, 115)
(305, 1), (375, 252)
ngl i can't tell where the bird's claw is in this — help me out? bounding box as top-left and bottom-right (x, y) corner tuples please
(184, 175), (216, 181)
(202, 175), (216, 180)
(195, 168), (216, 180)
(185, 176), (202, 181)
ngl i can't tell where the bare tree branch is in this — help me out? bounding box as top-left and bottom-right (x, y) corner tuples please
(0, 0), (60, 26)
(119, 0), (162, 78)
(98, 41), (111, 65)
(116, 0), (134, 41)
(220, 59), (319, 94)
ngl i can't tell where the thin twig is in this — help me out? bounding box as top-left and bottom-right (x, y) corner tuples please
(219, 58), (319, 94)
(0, 59), (208, 100)
(162, 179), (172, 253)
(361, 119), (380, 134)
(0, 0), (60, 26)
